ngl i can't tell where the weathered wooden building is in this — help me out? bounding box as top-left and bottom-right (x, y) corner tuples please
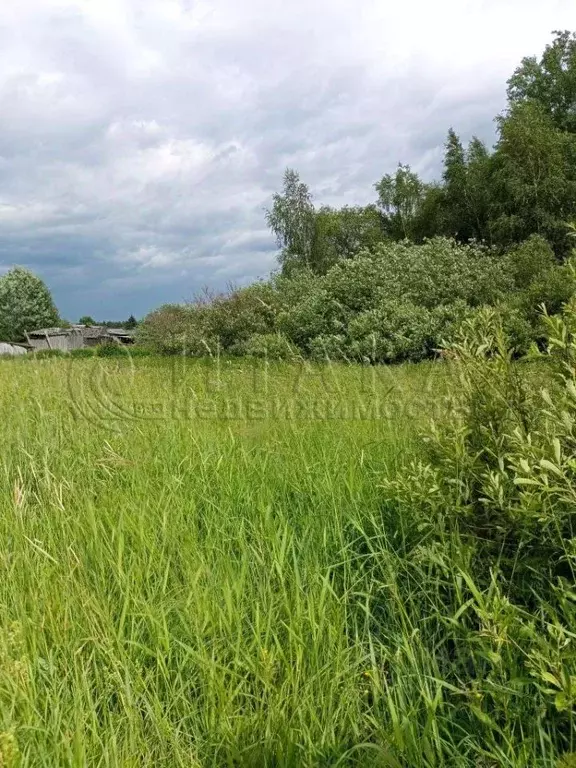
(25, 327), (84, 351)
(24, 326), (135, 352)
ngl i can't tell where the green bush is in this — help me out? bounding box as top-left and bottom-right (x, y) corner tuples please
(308, 334), (350, 362)
(95, 343), (130, 358)
(515, 262), (576, 324)
(138, 285), (280, 358)
(234, 333), (299, 360)
(371, 299), (576, 757)
(353, 237), (512, 308)
(136, 304), (198, 355)
(138, 236), (569, 365)
(347, 301), (435, 363)
(506, 234), (556, 289)
(456, 303), (535, 357)
(207, 282), (281, 348)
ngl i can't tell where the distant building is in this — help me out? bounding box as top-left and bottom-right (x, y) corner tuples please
(23, 325), (135, 352)
(102, 328), (135, 345)
(25, 327), (85, 351)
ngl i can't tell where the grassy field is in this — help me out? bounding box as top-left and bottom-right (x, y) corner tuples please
(0, 356), (572, 766)
(0, 357), (448, 766)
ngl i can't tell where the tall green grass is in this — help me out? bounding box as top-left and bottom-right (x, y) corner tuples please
(0, 355), (573, 766)
(0, 359), (435, 765)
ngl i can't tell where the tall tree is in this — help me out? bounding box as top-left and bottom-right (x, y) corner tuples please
(410, 184), (445, 242)
(0, 267), (59, 341)
(508, 30), (576, 133)
(465, 137), (493, 243)
(491, 101), (576, 251)
(375, 164), (426, 240)
(266, 169), (316, 273)
(440, 132), (495, 244)
(442, 129), (472, 241)
(312, 205), (384, 270)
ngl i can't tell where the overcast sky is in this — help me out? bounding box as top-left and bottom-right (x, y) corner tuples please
(0, 0), (574, 320)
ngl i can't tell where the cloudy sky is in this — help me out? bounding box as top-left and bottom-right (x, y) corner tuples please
(0, 0), (574, 320)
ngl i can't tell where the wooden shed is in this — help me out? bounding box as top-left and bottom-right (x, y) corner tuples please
(25, 327), (85, 351)
(24, 325), (136, 351)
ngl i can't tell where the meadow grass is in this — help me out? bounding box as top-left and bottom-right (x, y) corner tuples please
(0, 357), (570, 766)
(0, 357), (448, 766)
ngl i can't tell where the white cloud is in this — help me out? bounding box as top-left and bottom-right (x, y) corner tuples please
(0, 0), (573, 318)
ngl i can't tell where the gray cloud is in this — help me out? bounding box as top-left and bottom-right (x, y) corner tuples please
(0, 0), (573, 319)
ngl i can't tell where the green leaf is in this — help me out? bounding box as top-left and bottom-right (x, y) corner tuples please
(540, 671), (562, 688)
(539, 459), (564, 477)
(555, 692), (573, 712)
(470, 705), (496, 728)
(519, 459), (531, 475)
(553, 438), (562, 464)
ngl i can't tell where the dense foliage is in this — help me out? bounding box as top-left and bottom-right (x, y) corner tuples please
(139, 235), (575, 363)
(141, 32), (576, 363)
(0, 267), (59, 342)
(367, 296), (576, 763)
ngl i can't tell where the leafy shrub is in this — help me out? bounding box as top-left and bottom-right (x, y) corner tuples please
(430, 300), (473, 346)
(275, 272), (345, 351)
(372, 299), (576, 755)
(357, 237), (512, 308)
(137, 304), (205, 355)
(207, 282), (281, 348)
(347, 301), (435, 363)
(455, 303), (535, 357)
(139, 236), (567, 364)
(234, 333), (299, 360)
(95, 343), (130, 358)
(321, 239), (508, 311)
(308, 334), (350, 362)
(506, 234), (556, 289)
(321, 255), (385, 312)
(497, 305), (535, 354)
(138, 284), (280, 357)
(515, 262), (576, 324)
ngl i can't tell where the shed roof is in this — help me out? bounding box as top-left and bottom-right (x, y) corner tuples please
(28, 327), (74, 337)
(107, 328), (135, 337)
(83, 328), (107, 337)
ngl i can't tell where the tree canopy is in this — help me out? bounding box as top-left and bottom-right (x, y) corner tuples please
(507, 30), (576, 133)
(0, 267), (59, 342)
(264, 31), (576, 268)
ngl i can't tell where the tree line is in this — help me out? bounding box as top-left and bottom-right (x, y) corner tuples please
(267, 31), (576, 273)
(138, 32), (576, 364)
